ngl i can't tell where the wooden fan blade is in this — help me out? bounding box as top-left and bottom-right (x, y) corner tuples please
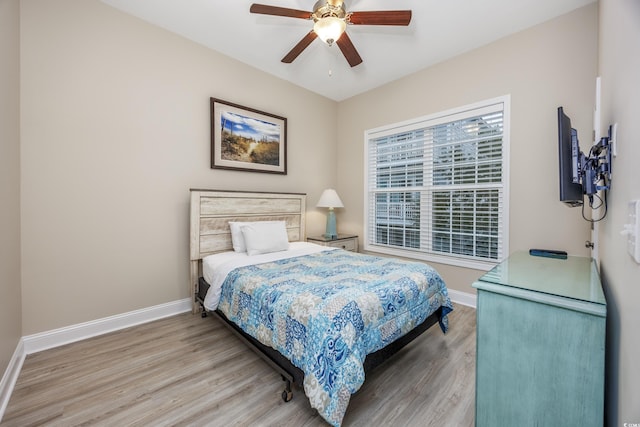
(348, 10), (412, 26)
(336, 32), (363, 67)
(282, 31), (318, 63)
(250, 4), (312, 20)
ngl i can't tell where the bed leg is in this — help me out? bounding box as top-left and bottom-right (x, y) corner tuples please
(198, 300), (208, 318)
(281, 376), (293, 402)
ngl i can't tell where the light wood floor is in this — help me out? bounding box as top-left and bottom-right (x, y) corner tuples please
(2, 304), (476, 427)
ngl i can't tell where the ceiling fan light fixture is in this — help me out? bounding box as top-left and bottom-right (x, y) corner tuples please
(313, 16), (346, 46)
(250, 1), (410, 67)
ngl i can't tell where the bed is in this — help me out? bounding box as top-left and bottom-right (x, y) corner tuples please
(189, 189), (453, 426)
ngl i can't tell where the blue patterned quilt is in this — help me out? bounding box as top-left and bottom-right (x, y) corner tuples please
(217, 249), (453, 426)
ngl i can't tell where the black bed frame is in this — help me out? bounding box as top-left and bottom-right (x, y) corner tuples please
(197, 277), (442, 402)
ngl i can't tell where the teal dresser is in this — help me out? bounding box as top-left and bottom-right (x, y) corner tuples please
(473, 251), (606, 426)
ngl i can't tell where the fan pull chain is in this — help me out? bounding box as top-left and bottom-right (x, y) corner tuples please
(328, 47), (335, 77)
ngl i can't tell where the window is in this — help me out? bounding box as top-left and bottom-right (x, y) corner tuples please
(364, 96), (509, 270)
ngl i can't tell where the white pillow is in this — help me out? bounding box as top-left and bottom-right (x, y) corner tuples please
(241, 221), (290, 256)
(228, 221), (250, 252)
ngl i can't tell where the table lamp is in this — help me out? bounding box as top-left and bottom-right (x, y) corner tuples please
(316, 189), (344, 239)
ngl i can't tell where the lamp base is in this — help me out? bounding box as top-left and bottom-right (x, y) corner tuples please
(324, 209), (337, 239)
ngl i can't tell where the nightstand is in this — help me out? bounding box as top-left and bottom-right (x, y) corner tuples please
(307, 234), (358, 252)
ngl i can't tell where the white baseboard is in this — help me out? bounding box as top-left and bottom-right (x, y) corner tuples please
(447, 289), (477, 308)
(0, 339), (25, 423)
(2, 291), (470, 422)
(23, 298), (192, 355)
(0, 298), (192, 423)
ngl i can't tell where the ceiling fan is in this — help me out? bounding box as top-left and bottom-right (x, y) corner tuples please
(250, 1), (412, 67)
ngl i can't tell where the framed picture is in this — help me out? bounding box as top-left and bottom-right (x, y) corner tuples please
(211, 98), (287, 174)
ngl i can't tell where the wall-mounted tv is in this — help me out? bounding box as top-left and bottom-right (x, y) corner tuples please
(557, 106), (613, 219)
(557, 107), (584, 207)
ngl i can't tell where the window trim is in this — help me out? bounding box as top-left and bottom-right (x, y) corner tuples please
(363, 95), (510, 271)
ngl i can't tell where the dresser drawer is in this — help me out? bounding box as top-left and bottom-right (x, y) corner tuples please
(326, 238), (357, 251)
(306, 235), (358, 252)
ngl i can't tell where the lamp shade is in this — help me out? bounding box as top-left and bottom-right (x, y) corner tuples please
(316, 189), (344, 208)
(313, 16), (346, 46)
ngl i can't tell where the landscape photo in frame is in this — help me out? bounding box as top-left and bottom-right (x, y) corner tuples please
(211, 98), (287, 174)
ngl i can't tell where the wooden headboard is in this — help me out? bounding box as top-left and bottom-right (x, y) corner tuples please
(189, 189), (307, 312)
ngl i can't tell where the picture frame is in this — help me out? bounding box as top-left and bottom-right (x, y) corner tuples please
(211, 98), (287, 174)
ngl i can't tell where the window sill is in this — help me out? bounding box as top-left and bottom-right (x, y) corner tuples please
(363, 244), (500, 271)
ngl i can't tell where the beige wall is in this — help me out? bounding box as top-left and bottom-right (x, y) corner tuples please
(19, 0), (339, 334)
(598, 0), (640, 424)
(0, 0), (22, 375)
(7, 0), (639, 423)
(336, 4), (598, 293)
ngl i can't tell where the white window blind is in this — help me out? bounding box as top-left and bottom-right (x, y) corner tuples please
(364, 97), (509, 270)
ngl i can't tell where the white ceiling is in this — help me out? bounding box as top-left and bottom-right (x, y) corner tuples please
(100, 0), (594, 101)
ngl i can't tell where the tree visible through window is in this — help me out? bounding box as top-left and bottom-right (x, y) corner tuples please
(365, 97), (509, 269)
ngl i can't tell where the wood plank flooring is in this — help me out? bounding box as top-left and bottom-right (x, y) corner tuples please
(2, 304), (476, 427)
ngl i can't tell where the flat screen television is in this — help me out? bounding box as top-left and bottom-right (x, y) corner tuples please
(557, 107), (584, 207)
